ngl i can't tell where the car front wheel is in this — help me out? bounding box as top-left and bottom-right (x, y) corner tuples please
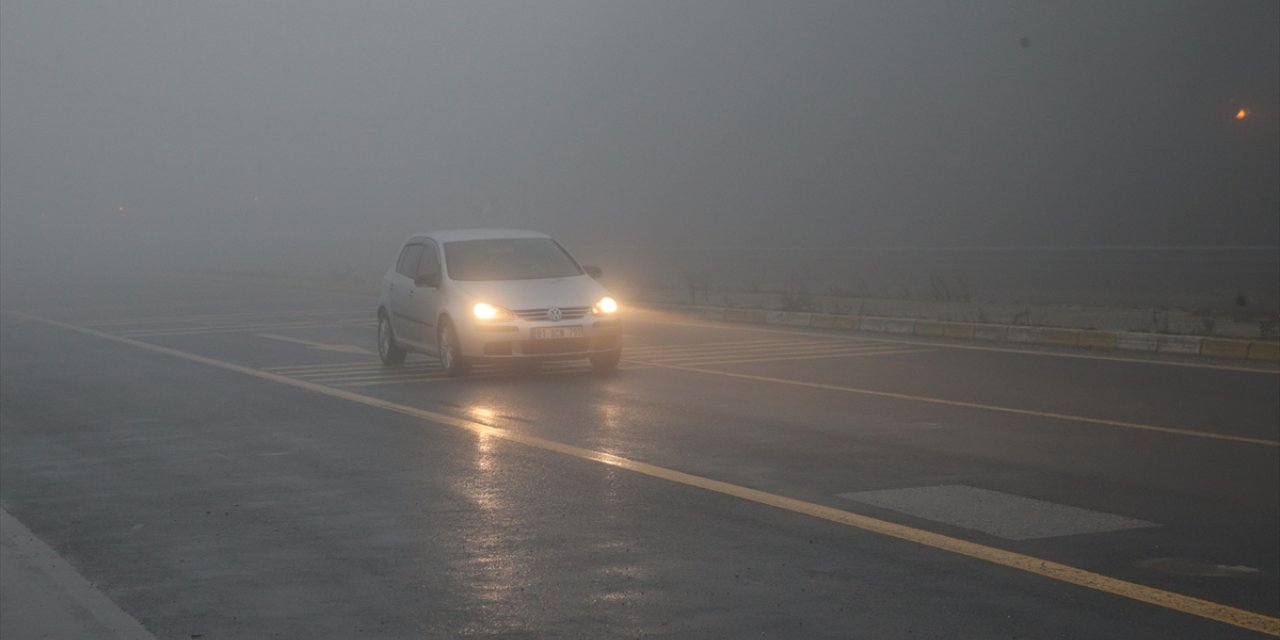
(438, 321), (471, 377)
(378, 312), (406, 365)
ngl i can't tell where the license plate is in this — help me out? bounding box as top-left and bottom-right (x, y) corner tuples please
(531, 326), (584, 339)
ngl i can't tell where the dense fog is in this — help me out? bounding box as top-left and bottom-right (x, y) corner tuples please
(2, 1), (1277, 306)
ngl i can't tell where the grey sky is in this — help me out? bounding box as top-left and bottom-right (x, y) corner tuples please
(1, 1), (1277, 279)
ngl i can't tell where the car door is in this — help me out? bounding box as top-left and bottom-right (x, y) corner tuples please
(387, 242), (425, 347)
(405, 240), (445, 355)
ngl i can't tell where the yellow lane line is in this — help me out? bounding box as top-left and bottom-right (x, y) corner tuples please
(12, 311), (1280, 636)
(643, 361), (1279, 447)
(636, 317), (1280, 374)
(637, 347), (935, 368)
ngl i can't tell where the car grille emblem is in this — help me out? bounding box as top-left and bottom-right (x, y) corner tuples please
(547, 307), (563, 322)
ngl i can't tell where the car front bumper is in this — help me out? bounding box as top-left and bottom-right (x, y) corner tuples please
(459, 318), (623, 361)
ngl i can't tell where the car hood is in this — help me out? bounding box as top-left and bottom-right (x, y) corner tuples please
(451, 275), (609, 311)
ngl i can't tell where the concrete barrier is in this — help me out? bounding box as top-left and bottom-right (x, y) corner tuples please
(973, 325), (1008, 342)
(693, 307), (725, 321)
(647, 303), (1279, 362)
(1249, 341), (1280, 361)
(1116, 332), (1159, 352)
(1156, 335), (1202, 355)
(882, 318), (917, 334)
(724, 309), (767, 324)
(1038, 328), (1082, 347)
(859, 317), (888, 333)
(1199, 338), (1250, 359)
(1077, 331), (1120, 349)
(1006, 326), (1043, 343)
(766, 311), (813, 327)
(914, 321), (976, 339)
(809, 314), (860, 330)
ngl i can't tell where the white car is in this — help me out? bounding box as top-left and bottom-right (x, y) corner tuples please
(376, 229), (623, 375)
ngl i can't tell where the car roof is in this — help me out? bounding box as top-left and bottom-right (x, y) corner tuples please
(410, 229), (551, 244)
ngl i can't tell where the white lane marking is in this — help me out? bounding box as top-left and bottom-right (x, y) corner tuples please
(337, 376), (455, 387)
(642, 342), (922, 365)
(0, 507), (158, 640)
(304, 368), (445, 381)
(656, 347), (936, 367)
(253, 333), (374, 355)
(83, 308), (366, 328)
(838, 485), (1157, 541)
(639, 341), (841, 360)
(621, 333), (933, 367)
(625, 338), (819, 356)
(20, 293), (354, 316)
(641, 359), (1279, 447)
(262, 362), (417, 372)
(333, 362), (650, 387)
(116, 320), (373, 337)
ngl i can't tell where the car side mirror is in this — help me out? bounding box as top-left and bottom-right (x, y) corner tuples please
(414, 273), (440, 288)
(583, 265), (603, 279)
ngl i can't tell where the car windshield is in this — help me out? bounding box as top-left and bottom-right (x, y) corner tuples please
(444, 238), (583, 281)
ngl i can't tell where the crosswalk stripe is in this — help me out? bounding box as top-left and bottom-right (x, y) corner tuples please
(263, 362), (420, 373)
(337, 375), (453, 387)
(304, 370), (444, 383)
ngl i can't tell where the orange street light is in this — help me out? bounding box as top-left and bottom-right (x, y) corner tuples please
(1235, 108), (1248, 121)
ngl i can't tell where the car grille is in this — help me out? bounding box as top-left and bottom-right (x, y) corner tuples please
(513, 306), (590, 322)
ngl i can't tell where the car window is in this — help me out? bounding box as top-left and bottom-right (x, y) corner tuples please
(444, 238), (583, 281)
(395, 243), (424, 278)
(417, 242), (440, 279)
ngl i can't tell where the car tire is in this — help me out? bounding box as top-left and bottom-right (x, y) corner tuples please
(438, 321), (471, 377)
(589, 349), (621, 373)
(378, 311), (407, 365)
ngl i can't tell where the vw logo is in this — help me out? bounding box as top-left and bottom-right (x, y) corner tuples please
(546, 307), (563, 322)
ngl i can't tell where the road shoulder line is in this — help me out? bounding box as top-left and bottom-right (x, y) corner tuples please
(1, 505), (157, 640)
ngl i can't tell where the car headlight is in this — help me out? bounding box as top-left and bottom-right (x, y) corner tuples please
(592, 296), (618, 315)
(473, 302), (513, 321)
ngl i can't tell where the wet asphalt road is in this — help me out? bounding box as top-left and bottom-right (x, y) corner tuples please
(1, 276), (1277, 639)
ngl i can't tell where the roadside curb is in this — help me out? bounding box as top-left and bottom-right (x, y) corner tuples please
(644, 304), (1280, 363)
